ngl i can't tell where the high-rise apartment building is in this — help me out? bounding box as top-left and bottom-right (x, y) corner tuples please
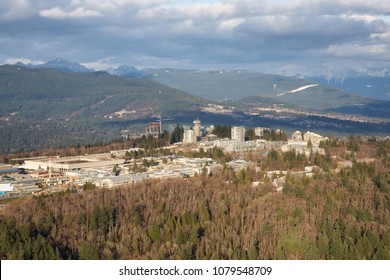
(231, 126), (245, 143)
(193, 118), (201, 142)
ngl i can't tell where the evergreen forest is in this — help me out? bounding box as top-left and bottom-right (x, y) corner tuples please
(0, 139), (389, 260)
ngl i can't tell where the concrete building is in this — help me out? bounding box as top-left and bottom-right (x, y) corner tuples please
(0, 183), (14, 192)
(281, 141), (325, 157)
(255, 127), (269, 137)
(292, 131), (303, 142)
(226, 160), (250, 171)
(23, 155), (124, 172)
(231, 126), (245, 143)
(146, 122), (161, 136)
(183, 129), (194, 144)
(193, 118), (201, 142)
(95, 174), (148, 188)
(303, 131), (324, 146)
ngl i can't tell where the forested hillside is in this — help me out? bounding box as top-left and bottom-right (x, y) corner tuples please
(0, 140), (389, 260)
(0, 65), (206, 153)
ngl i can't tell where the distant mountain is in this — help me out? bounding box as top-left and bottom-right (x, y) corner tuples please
(15, 58), (93, 73)
(308, 68), (390, 101)
(105, 65), (142, 77)
(38, 58), (93, 73)
(0, 65), (206, 120)
(1, 64), (389, 153)
(0, 65), (207, 153)
(144, 68), (386, 113)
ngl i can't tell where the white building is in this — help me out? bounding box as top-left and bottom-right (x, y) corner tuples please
(291, 131), (303, 142)
(0, 183), (14, 192)
(303, 131), (324, 146)
(231, 126), (245, 143)
(255, 127), (269, 137)
(281, 141), (325, 157)
(183, 129), (194, 144)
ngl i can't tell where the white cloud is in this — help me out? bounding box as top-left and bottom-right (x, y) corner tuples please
(40, 6), (102, 19)
(326, 43), (389, 57)
(0, 0), (32, 20)
(2, 0), (390, 75)
(39, 7), (67, 19)
(82, 57), (120, 70)
(68, 7), (102, 18)
(217, 18), (245, 33)
(4, 57), (44, 65)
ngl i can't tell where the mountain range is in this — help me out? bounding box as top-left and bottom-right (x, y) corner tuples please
(0, 64), (207, 153)
(1, 59), (389, 153)
(309, 70), (390, 101)
(15, 58), (390, 101)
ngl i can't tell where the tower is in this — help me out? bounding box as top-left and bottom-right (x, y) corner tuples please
(193, 118), (201, 142)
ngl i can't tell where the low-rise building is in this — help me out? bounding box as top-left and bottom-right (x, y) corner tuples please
(255, 127), (269, 137)
(281, 141), (325, 157)
(291, 131), (303, 141)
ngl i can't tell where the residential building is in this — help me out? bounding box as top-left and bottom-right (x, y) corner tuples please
(303, 131), (324, 146)
(146, 122), (161, 137)
(231, 126), (245, 143)
(255, 127), (269, 137)
(193, 118), (201, 142)
(183, 129), (194, 144)
(291, 131), (303, 141)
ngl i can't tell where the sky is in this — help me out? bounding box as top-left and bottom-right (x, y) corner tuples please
(1, 0), (390, 76)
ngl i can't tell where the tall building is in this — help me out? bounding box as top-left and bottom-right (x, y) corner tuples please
(183, 129), (194, 144)
(231, 126), (245, 143)
(146, 122), (161, 137)
(193, 118), (201, 142)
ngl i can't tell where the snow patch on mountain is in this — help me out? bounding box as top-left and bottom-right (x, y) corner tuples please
(319, 67), (390, 84)
(277, 84), (319, 96)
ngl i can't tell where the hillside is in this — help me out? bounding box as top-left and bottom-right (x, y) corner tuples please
(0, 140), (389, 260)
(143, 69), (388, 114)
(1, 64), (389, 154)
(308, 68), (390, 101)
(0, 65), (206, 120)
(0, 65), (207, 153)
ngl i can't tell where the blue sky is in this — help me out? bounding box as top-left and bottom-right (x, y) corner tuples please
(1, 0), (390, 76)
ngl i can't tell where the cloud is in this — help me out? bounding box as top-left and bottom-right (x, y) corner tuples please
(0, 0), (390, 75)
(4, 57), (45, 65)
(0, 0), (33, 20)
(40, 6), (102, 19)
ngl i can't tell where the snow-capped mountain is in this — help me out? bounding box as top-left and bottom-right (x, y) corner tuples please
(105, 65), (142, 77)
(37, 58), (93, 73)
(308, 67), (390, 101)
(318, 67), (390, 84)
(15, 58), (93, 73)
